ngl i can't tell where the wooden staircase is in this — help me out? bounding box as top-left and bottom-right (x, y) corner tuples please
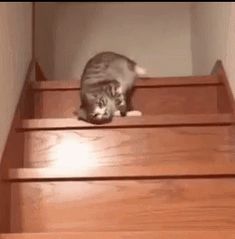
(1, 61), (235, 238)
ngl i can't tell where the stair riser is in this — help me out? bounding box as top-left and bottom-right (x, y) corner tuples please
(33, 85), (219, 118)
(10, 179), (235, 232)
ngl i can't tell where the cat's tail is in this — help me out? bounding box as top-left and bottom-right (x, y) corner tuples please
(134, 65), (147, 76)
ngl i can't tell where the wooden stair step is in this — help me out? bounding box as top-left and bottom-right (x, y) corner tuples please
(9, 178), (235, 232)
(31, 76), (226, 118)
(19, 116), (235, 170)
(19, 114), (233, 130)
(2, 231), (235, 239)
(31, 75), (220, 90)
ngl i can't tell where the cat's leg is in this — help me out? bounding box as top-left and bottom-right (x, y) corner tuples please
(117, 94), (127, 116)
(119, 104), (128, 117)
(124, 88), (143, 117)
(125, 88), (134, 111)
(115, 86), (128, 117)
(114, 110), (142, 117)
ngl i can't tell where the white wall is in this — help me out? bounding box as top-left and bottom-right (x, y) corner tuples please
(0, 3), (32, 159)
(191, 2), (231, 74)
(224, 3), (235, 95)
(35, 2), (193, 80)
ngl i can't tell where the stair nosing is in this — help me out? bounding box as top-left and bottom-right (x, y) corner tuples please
(2, 231), (235, 238)
(31, 75), (221, 90)
(6, 167), (235, 182)
(18, 114), (233, 130)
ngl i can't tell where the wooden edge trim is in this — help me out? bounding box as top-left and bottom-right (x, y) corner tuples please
(0, 59), (35, 232)
(211, 60), (235, 120)
(31, 75), (220, 90)
(18, 114), (233, 130)
(6, 167), (235, 181)
(35, 61), (47, 81)
(2, 231), (235, 239)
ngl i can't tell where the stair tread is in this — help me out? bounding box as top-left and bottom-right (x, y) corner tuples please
(20, 114), (233, 130)
(31, 75), (220, 90)
(20, 116), (235, 169)
(9, 178), (235, 231)
(2, 231), (235, 239)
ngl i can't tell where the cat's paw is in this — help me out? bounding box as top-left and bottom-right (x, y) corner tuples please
(114, 110), (142, 117)
(126, 110), (142, 116)
(114, 110), (121, 116)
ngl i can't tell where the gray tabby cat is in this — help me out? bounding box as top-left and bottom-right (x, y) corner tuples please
(78, 51), (146, 124)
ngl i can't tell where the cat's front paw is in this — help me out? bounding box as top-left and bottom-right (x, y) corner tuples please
(114, 111), (121, 116)
(126, 110), (143, 116)
(114, 110), (143, 117)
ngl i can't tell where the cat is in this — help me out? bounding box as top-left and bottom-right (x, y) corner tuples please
(78, 51), (146, 124)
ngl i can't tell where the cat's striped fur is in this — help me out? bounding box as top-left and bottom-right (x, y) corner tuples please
(79, 51), (146, 124)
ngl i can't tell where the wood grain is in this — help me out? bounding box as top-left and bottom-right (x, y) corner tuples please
(31, 75), (220, 90)
(10, 179), (235, 232)
(2, 231), (235, 239)
(33, 90), (76, 118)
(132, 85), (218, 114)
(217, 85), (233, 113)
(0, 181), (10, 233)
(22, 125), (235, 170)
(0, 108), (24, 232)
(19, 114), (233, 130)
(33, 85), (219, 118)
(3, 60), (235, 235)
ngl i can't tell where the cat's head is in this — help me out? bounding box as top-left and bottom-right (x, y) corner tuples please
(79, 93), (116, 124)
